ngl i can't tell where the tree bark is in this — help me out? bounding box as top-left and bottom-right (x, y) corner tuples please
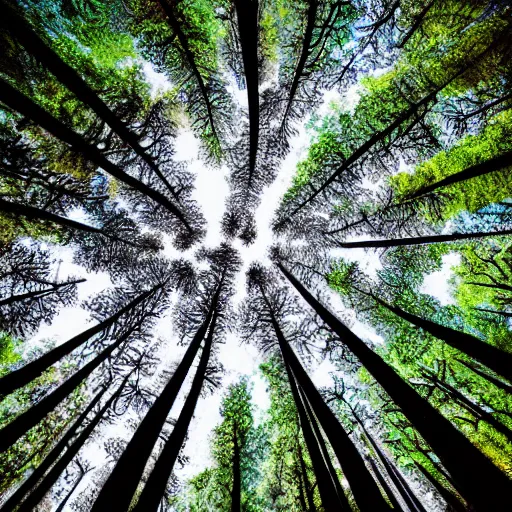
(0, 326), (134, 452)
(131, 309), (218, 512)
(278, 262), (512, 511)
(0, 278), (85, 306)
(396, 0), (436, 49)
(0, 0), (180, 201)
(0, 385), (107, 512)
(0, 286), (158, 397)
(15, 374), (132, 512)
(367, 456), (404, 511)
(91, 282), (222, 512)
(0, 79), (191, 230)
(335, 227), (512, 248)
(455, 358), (512, 394)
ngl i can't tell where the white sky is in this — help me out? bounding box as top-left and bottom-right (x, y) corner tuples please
(8, 63), (462, 510)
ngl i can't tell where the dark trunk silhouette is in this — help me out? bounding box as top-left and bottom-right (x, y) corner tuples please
(297, 442), (317, 512)
(407, 151), (512, 199)
(15, 374), (131, 512)
(0, 0), (180, 200)
(231, 425), (241, 512)
(336, 227), (512, 248)
(0, 278), (85, 306)
(299, 385), (351, 510)
(54, 469), (86, 512)
(0, 385), (108, 512)
(455, 358), (512, 394)
(0, 198), (155, 249)
(233, 0), (260, 177)
(261, 285), (391, 511)
(358, 287), (512, 383)
(413, 460), (468, 512)
(0, 79), (191, 230)
(367, 456), (404, 511)
(278, 262), (512, 511)
(396, 0), (436, 49)
(0, 286), (158, 397)
(157, 0), (219, 145)
(132, 310), (218, 512)
(0, 326), (134, 452)
(91, 282), (222, 512)
(474, 307), (512, 318)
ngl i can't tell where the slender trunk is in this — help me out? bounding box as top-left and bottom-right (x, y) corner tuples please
(474, 307), (512, 318)
(407, 151), (512, 199)
(0, 326), (133, 452)
(54, 468), (86, 512)
(300, 385), (351, 510)
(132, 310), (218, 512)
(413, 460), (468, 512)
(91, 282), (222, 512)
(15, 374), (131, 512)
(396, 0), (436, 49)
(0, 197), (152, 248)
(284, 358), (344, 511)
(336, 227), (512, 248)
(278, 262), (512, 511)
(0, 278), (85, 306)
(0, 79), (191, 230)
(455, 358), (512, 394)
(231, 426), (241, 512)
(0, 286), (158, 397)
(0, 385), (107, 512)
(367, 456), (404, 511)
(157, 0), (219, 145)
(363, 289), (512, 383)
(281, 1), (318, 128)
(0, 0), (180, 201)
(280, 40), (503, 223)
(262, 287), (390, 511)
(233, 0), (260, 177)
(297, 442), (317, 512)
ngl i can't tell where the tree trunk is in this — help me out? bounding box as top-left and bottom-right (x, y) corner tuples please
(0, 326), (134, 452)
(0, 79), (191, 230)
(0, 385), (107, 512)
(364, 289), (512, 383)
(15, 374), (132, 512)
(367, 456), (404, 511)
(0, 278), (85, 306)
(396, 0), (436, 49)
(278, 262), (512, 511)
(231, 425), (241, 512)
(233, 0), (260, 178)
(0, 0), (180, 201)
(297, 442), (317, 512)
(54, 466), (87, 512)
(132, 309), (218, 512)
(91, 282), (222, 512)
(335, 227), (512, 248)
(262, 286), (391, 511)
(455, 358), (512, 394)
(407, 151), (512, 199)
(413, 460), (468, 512)
(0, 286), (158, 397)
(0, 197), (153, 248)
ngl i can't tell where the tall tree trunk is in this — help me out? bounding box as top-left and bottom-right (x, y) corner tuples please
(0, 385), (108, 512)
(262, 285), (391, 511)
(413, 460), (468, 512)
(0, 326), (134, 452)
(0, 286), (158, 397)
(132, 309), (218, 512)
(0, 79), (192, 231)
(361, 288), (512, 383)
(335, 227), (512, 248)
(367, 456), (404, 511)
(299, 385), (351, 510)
(0, 197), (154, 248)
(233, 0), (260, 178)
(0, 278), (85, 306)
(278, 262), (512, 511)
(407, 151), (512, 199)
(285, 359), (346, 511)
(231, 425), (241, 512)
(297, 442), (317, 512)
(15, 374), (132, 512)
(54, 464), (88, 512)
(396, 0), (436, 49)
(91, 282), (222, 512)
(455, 358), (512, 394)
(386, 457), (428, 512)
(0, 0), (180, 201)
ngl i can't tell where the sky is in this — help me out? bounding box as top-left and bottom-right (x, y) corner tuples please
(17, 63), (461, 510)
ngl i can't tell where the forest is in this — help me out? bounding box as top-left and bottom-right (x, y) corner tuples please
(0, 0), (511, 510)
